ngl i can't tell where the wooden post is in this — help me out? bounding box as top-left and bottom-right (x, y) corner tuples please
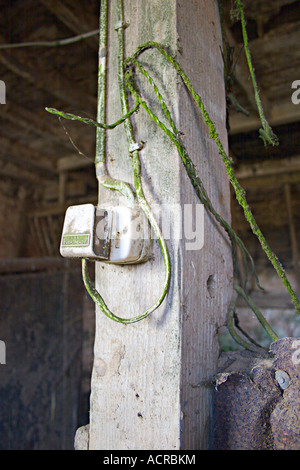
(86, 0), (232, 450)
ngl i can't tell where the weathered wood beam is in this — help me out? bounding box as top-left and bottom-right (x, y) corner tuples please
(69, 171), (97, 187)
(0, 162), (51, 184)
(27, 196), (97, 217)
(43, 179), (87, 201)
(57, 155), (93, 171)
(240, 0), (297, 20)
(249, 21), (300, 67)
(229, 100), (300, 134)
(0, 34), (96, 111)
(0, 136), (57, 177)
(58, 170), (67, 205)
(38, 0), (99, 50)
(87, 0), (232, 451)
(236, 171), (300, 191)
(0, 257), (72, 274)
(235, 156), (300, 180)
(0, 100), (73, 151)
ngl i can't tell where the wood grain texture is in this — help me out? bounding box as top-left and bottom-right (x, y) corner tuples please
(88, 0), (232, 450)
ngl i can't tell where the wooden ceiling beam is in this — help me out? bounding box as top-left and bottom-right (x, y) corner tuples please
(0, 162), (51, 184)
(27, 195), (98, 217)
(0, 35), (97, 111)
(0, 257), (73, 274)
(229, 100), (300, 134)
(0, 101), (73, 151)
(234, 156), (300, 190)
(43, 179), (87, 201)
(0, 136), (57, 177)
(38, 0), (99, 51)
(57, 155), (93, 171)
(236, 171), (300, 190)
(235, 155), (300, 179)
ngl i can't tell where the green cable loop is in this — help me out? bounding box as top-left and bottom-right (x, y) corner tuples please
(125, 40), (300, 316)
(124, 61), (284, 346)
(124, 63), (261, 292)
(80, 0), (171, 324)
(45, 2), (296, 338)
(82, 257), (170, 324)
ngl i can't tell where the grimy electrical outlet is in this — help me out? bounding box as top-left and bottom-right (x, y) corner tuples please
(60, 203), (152, 264)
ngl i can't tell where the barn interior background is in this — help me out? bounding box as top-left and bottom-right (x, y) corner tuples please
(0, 0), (299, 449)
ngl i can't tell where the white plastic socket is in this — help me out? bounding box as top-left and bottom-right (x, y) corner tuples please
(60, 203), (152, 264)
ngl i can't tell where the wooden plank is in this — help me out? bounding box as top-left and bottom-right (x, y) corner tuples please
(43, 180), (87, 201)
(27, 196), (97, 217)
(38, 0), (99, 50)
(0, 258), (71, 274)
(87, 0), (232, 450)
(0, 100), (73, 151)
(0, 136), (57, 177)
(0, 34), (96, 111)
(235, 155), (300, 179)
(0, 162), (50, 184)
(0, 271), (83, 449)
(229, 100), (300, 134)
(47, 215), (60, 255)
(33, 216), (48, 256)
(234, 171), (300, 191)
(58, 171), (67, 206)
(14, 187), (28, 257)
(57, 155), (93, 171)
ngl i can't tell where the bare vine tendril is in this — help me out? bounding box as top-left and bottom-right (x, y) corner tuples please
(124, 41), (300, 315)
(45, 1), (299, 343)
(81, 0), (170, 324)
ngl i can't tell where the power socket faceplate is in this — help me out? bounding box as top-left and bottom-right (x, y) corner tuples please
(60, 203), (152, 264)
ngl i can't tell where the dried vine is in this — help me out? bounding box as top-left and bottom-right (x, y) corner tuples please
(42, 1), (300, 345)
(233, 0), (279, 146)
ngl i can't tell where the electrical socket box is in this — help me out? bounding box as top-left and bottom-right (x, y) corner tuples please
(60, 203), (152, 264)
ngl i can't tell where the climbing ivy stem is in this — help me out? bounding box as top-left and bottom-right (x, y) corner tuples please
(126, 41), (300, 315)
